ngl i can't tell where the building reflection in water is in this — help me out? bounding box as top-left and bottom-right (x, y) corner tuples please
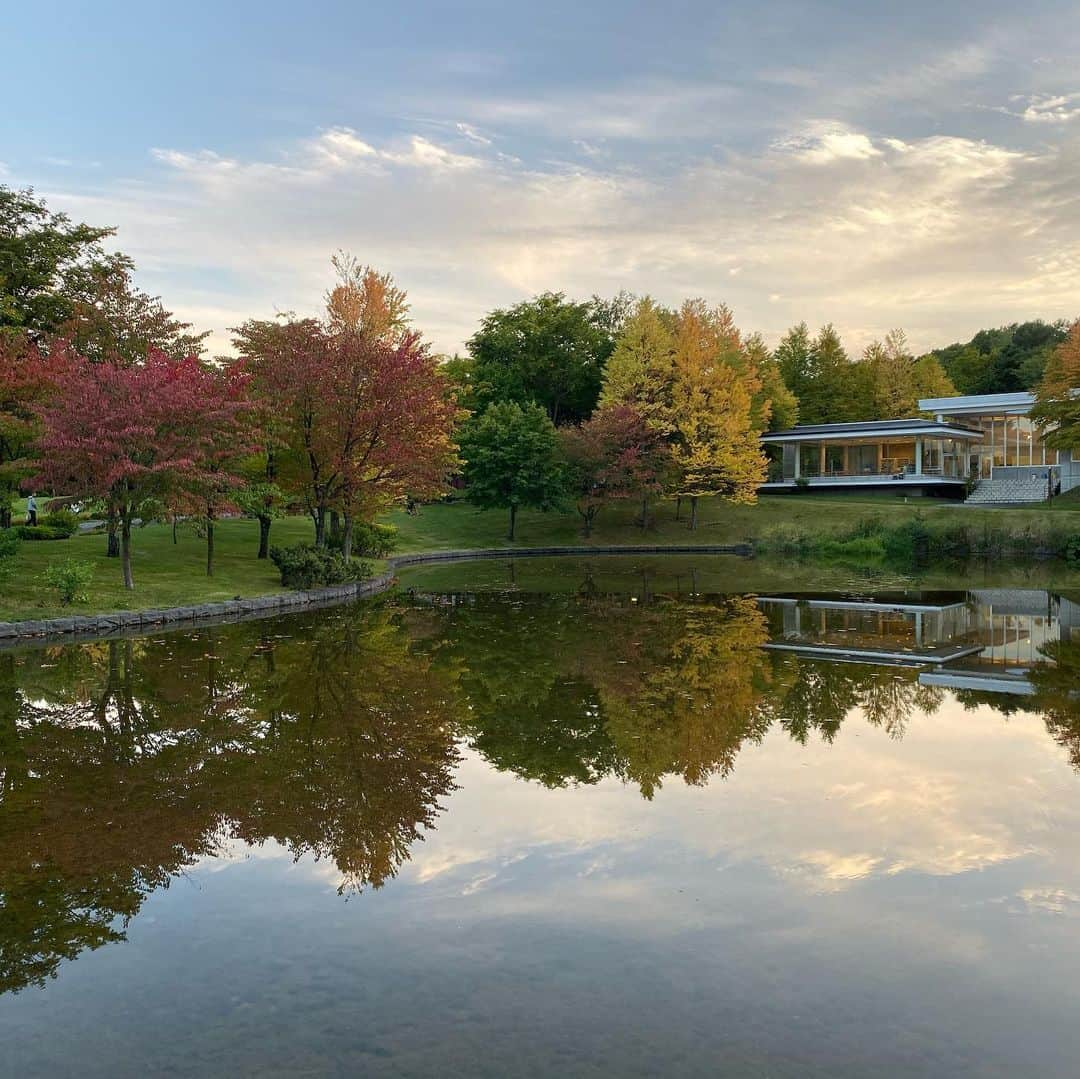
(759, 589), (1080, 696)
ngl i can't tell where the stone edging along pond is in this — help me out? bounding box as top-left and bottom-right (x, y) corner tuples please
(0, 543), (752, 647)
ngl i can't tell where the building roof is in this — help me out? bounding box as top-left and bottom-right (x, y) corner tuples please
(918, 391), (1036, 415)
(761, 418), (984, 443)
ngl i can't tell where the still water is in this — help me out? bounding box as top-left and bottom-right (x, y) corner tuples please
(2, 555), (1080, 1077)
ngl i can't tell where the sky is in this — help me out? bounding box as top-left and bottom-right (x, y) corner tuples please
(3, 0), (1080, 357)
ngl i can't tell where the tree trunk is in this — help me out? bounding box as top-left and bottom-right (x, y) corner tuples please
(675, 496), (682, 521)
(342, 513), (354, 562)
(508, 503), (517, 541)
(257, 515), (272, 559)
(206, 512), (215, 577)
(640, 496), (649, 531)
(120, 515), (134, 590)
(329, 510), (342, 546)
(106, 503), (120, 558)
(0, 504), (10, 529)
(689, 496), (699, 530)
(314, 506), (327, 548)
(172, 517), (178, 544)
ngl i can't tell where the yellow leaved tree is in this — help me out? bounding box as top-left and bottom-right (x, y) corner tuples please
(669, 300), (767, 529)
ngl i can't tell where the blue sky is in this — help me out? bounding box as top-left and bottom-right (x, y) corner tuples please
(4, 0), (1080, 355)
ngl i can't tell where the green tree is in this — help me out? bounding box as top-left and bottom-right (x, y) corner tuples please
(459, 401), (565, 539)
(774, 322), (814, 411)
(0, 186), (125, 342)
(745, 332), (799, 431)
(57, 264), (209, 364)
(931, 320), (1069, 394)
(467, 292), (615, 425)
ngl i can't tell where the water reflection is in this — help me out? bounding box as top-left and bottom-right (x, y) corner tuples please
(1, 581), (1078, 1007)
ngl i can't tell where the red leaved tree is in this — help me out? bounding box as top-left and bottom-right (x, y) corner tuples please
(235, 319), (459, 557)
(560, 403), (671, 536)
(330, 330), (460, 559)
(35, 350), (252, 589)
(0, 338), (70, 526)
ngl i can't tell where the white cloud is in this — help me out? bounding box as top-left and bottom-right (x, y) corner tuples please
(774, 121), (882, 164)
(1016, 92), (1080, 123)
(455, 121), (492, 146)
(34, 116), (1080, 359)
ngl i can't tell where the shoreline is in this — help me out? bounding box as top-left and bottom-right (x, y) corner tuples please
(0, 543), (752, 647)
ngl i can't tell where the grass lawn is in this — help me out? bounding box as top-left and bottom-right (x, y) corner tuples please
(384, 491), (1080, 551)
(3, 491), (1080, 621)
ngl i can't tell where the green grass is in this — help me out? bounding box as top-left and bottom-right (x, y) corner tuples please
(3, 491), (1080, 621)
(383, 492), (1080, 552)
(0, 517), (315, 621)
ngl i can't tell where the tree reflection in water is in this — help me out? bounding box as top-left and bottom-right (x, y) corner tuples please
(1, 589), (1078, 994)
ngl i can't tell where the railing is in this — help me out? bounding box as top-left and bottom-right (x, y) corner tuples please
(772, 469), (965, 484)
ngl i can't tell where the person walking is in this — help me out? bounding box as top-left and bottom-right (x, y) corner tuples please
(26, 493), (37, 526)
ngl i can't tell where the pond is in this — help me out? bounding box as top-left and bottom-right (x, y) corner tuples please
(2, 555), (1080, 1077)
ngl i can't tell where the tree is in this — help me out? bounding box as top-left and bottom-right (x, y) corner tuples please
(0, 337), (67, 526)
(929, 319), (1069, 394)
(459, 401), (565, 540)
(56, 263), (209, 365)
(1032, 321), (1080, 454)
(325, 252), (410, 343)
(467, 291), (615, 425)
(330, 331), (460, 559)
(0, 186), (125, 342)
(774, 322), (814, 411)
(560, 404), (669, 535)
(865, 329), (955, 418)
(910, 353), (956, 401)
(669, 301), (767, 529)
(600, 296), (677, 433)
(235, 260), (458, 556)
(35, 350), (251, 589)
(744, 332), (799, 432)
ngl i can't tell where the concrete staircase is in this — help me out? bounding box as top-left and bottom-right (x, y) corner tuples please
(965, 475), (1051, 505)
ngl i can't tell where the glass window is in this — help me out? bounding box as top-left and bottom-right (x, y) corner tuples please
(850, 444), (878, 474)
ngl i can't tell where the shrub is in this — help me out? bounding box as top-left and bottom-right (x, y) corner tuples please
(15, 524), (73, 541)
(880, 518), (932, 562)
(42, 558), (95, 605)
(269, 543), (372, 590)
(326, 522), (398, 558)
(41, 508), (80, 537)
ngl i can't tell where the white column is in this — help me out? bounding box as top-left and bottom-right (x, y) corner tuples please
(793, 443), (800, 479)
(915, 438), (923, 475)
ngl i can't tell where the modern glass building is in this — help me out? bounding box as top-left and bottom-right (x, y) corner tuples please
(760, 391), (1080, 500)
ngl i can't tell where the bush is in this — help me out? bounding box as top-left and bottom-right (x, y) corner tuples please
(326, 522), (398, 558)
(15, 524), (73, 541)
(41, 508), (80, 537)
(42, 558), (95, 605)
(269, 543), (372, 590)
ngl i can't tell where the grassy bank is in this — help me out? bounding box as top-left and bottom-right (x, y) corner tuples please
(2, 492), (1080, 621)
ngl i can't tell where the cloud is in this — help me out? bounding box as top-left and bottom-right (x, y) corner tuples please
(773, 121), (882, 164)
(1014, 92), (1080, 123)
(455, 122), (492, 146)
(34, 115), (1080, 359)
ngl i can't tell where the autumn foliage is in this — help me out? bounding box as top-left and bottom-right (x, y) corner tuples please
(35, 350), (251, 588)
